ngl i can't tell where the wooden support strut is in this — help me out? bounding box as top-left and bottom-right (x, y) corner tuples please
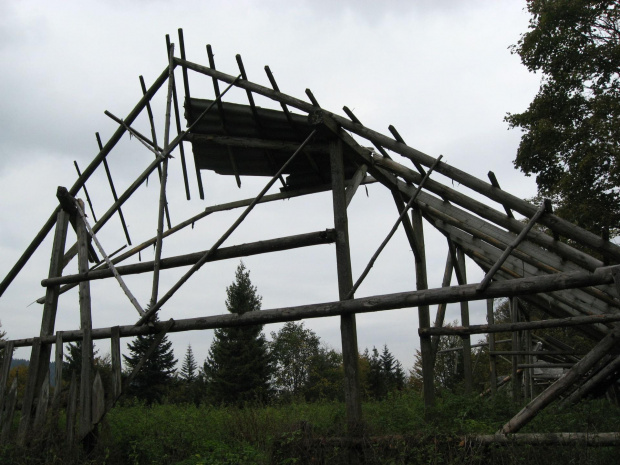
(166, 34), (191, 200)
(477, 200), (552, 292)
(73, 198), (145, 316)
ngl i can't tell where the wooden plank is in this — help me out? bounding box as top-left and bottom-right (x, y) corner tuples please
(92, 372), (105, 426)
(52, 332), (63, 407)
(456, 248), (473, 394)
(501, 324), (620, 434)
(430, 216), (615, 322)
(18, 337), (42, 444)
(0, 379), (17, 443)
(511, 298), (522, 403)
(66, 372), (78, 446)
(487, 299), (497, 394)
(345, 164), (368, 207)
(33, 372), (50, 431)
(330, 138), (362, 435)
(110, 326), (122, 404)
(76, 205), (94, 440)
(0, 340), (14, 411)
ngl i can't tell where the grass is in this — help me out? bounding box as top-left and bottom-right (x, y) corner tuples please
(1, 392), (619, 464)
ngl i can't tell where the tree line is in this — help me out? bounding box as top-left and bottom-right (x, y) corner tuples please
(53, 262), (410, 406)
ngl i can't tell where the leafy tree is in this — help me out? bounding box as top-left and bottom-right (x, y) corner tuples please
(304, 345), (343, 402)
(203, 262), (272, 405)
(123, 319), (177, 404)
(180, 344), (197, 382)
(270, 322), (321, 398)
(270, 322), (343, 401)
(506, 0), (620, 237)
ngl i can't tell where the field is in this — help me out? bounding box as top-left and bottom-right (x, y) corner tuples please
(1, 392), (618, 464)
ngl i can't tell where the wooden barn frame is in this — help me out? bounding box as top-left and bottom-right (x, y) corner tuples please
(1, 29), (619, 447)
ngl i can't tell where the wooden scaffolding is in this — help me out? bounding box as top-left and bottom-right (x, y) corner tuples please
(0, 29), (619, 446)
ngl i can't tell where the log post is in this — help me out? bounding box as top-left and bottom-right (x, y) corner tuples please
(110, 326), (122, 404)
(487, 299), (497, 395)
(330, 138), (362, 435)
(52, 332), (64, 408)
(456, 248), (473, 394)
(430, 252), (454, 365)
(33, 209), (69, 411)
(0, 378), (17, 442)
(411, 207), (435, 409)
(0, 340), (14, 413)
(17, 337), (42, 444)
(76, 200), (94, 440)
(511, 297), (522, 403)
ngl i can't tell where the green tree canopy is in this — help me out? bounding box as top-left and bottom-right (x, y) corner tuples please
(506, 0), (620, 237)
(180, 344), (197, 383)
(270, 322), (343, 401)
(123, 319), (177, 404)
(203, 262), (272, 405)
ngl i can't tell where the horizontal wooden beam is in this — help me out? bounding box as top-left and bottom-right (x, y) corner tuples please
(470, 432), (620, 446)
(42, 230), (336, 286)
(185, 133), (327, 153)
(5, 265), (618, 349)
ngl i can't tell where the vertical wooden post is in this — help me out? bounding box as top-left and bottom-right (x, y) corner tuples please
(524, 326), (532, 400)
(18, 337), (42, 444)
(23, 209), (70, 441)
(66, 372), (78, 446)
(430, 252), (454, 365)
(76, 202), (94, 439)
(110, 326), (122, 405)
(511, 297), (522, 403)
(411, 207), (435, 409)
(487, 299), (497, 395)
(0, 340), (14, 411)
(330, 138), (362, 435)
(52, 332), (64, 407)
(456, 248), (473, 394)
(1, 378), (18, 442)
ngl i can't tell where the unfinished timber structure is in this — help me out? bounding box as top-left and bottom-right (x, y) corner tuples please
(1, 29), (620, 446)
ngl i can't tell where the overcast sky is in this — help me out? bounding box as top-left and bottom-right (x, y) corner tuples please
(0, 1), (541, 372)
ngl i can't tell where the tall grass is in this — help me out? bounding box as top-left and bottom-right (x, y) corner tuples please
(1, 392), (619, 464)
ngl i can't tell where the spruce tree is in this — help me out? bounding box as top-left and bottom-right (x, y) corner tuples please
(181, 344), (197, 382)
(203, 262), (272, 405)
(123, 319), (177, 404)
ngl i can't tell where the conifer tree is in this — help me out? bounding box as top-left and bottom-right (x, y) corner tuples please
(181, 344), (197, 382)
(123, 318), (177, 404)
(203, 262), (272, 405)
